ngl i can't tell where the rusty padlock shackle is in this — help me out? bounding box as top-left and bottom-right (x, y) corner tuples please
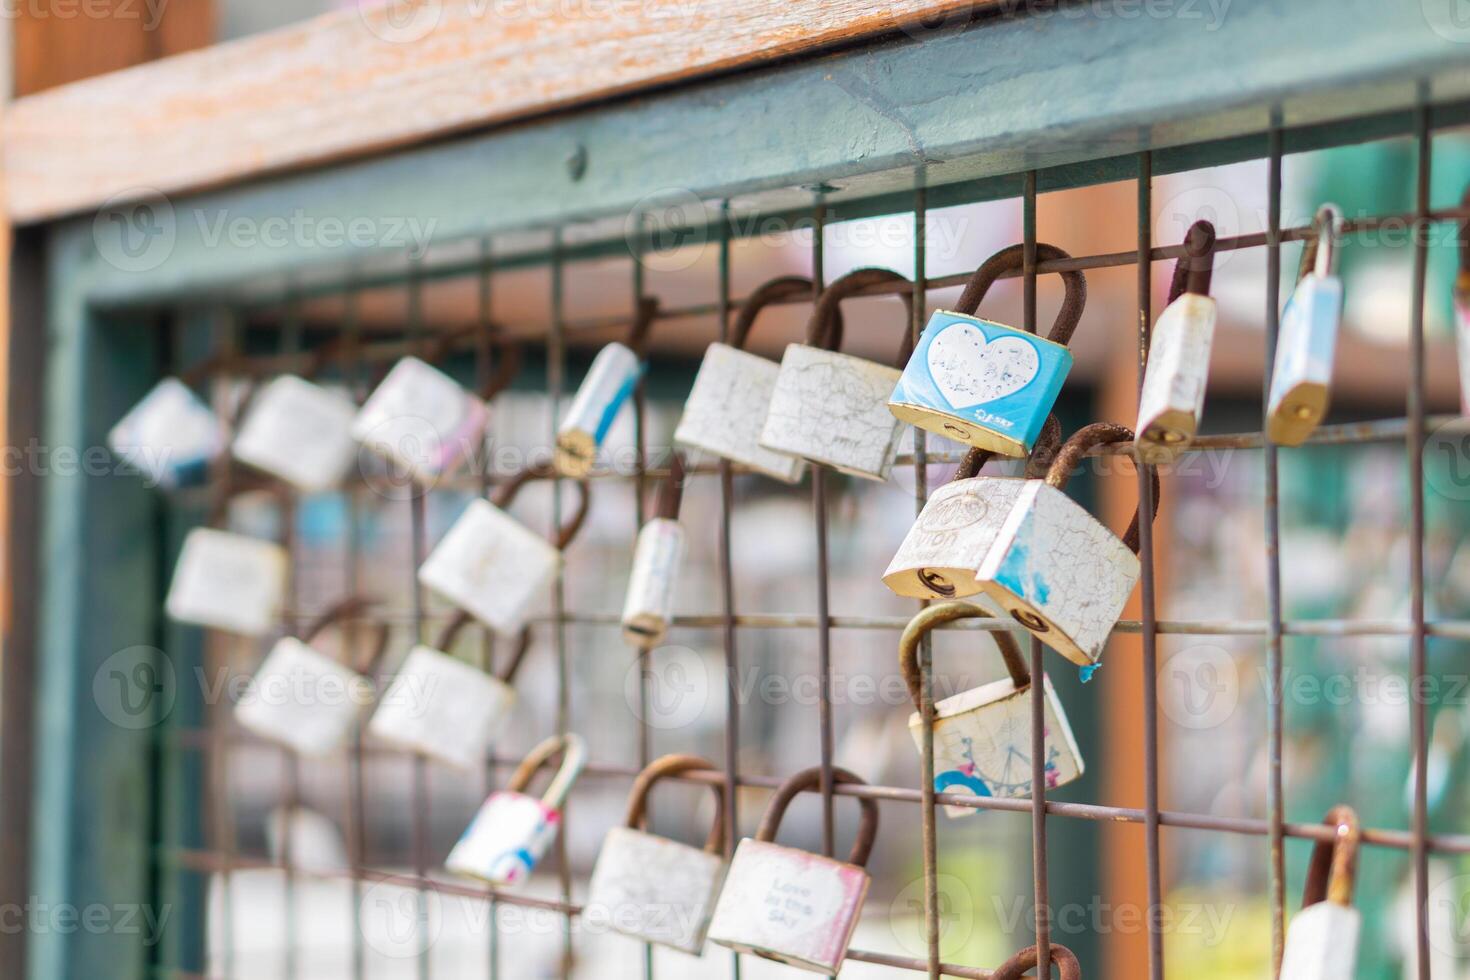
(990, 943), (1083, 980)
(424, 328), (525, 401)
(804, 267), (916, 368)
(300, 595), (393, 675)
(899, 602), (1030, 714)
(506, 732), (587, 810)
(1298, 204), (1346, 284)
(625, 296), (661, 358)
(434, 611), (534, 685)
(1045, 422), (1162, 555)
(492, 465), (592, 550)
(950, 414), (1064, 484)
(1301, 804), (1361, 909)
(1165, 220), (1217, 304)
(622, 754), (727, 855)
(728, 276), (833, 352)
(655, 452), (686, 521)
(953, 243), (1088, 347)
(756, 766), (879, 868)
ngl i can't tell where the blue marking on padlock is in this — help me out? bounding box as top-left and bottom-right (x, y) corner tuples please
(1270, 276), (1343, 407)
(594, 361), (646, 444)
(890, 311), (1073, 454)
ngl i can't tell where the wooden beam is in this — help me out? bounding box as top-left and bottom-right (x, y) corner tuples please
(12, 0), (213, 96)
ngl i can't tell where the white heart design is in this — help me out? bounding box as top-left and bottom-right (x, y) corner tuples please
(926, 322), (1040, 409)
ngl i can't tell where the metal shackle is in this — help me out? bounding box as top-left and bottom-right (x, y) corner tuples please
(506, 733), (588, 811)
(804, 267), (916, 367)
(898, 601), (1030, 715)
(1166, 220), (1216, 303)
(990, 943), (1083, 980)
(655, 452), (686, 521)
(949, 413), (1063, 484)
(1301, 804), (1361, 909)
(622, 754), (727, 855)
(953, 243), (1088, 347)
(1298, 203), (1346, 283)
(434, 611), (533, 685)
(1044, 422), (1162, 555)
(300, 595), (393, 674)
(755, 766), (879, 868)
(492, 464), (592, 550)
(728, 275), (829, 352)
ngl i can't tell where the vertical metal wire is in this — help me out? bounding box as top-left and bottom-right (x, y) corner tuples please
(1022, 170), (1051, 977)
(1408, 100), (1432, 980)
(1135, 151), (1165, 980)
(1263, 123), (1287, 976)
(405, 258), (432, 980)
(279, 284), (303, 980)
(549, 229), (575, 979)
(809, 197), (837, 879)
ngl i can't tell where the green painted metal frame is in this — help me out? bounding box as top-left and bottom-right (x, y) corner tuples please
(12, 2), (1470, 978)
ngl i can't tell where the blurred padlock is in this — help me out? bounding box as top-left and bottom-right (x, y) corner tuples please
(900, 602), (1084, 816)
(1136, 221), (1218, 463)
(236, 597), (390, 756)
(418, 466), (590, 636)
(369, 613), (531, 770)
(991, 944), (1083, 980)
(446, 733), (587, 886)
(622, 453), (688, 647)
(352, 355), (490, 486)
(707, 766), (877, 974)
(585, 754), (728, 955)
(1280, 806), (1361, 980)
(1269, 204), (1346, 445)
(556, 298), (658, 477)
(108, 377), (225, 489)
(758, 268), (913, 481)
(890, 243), (1086, 458)
(166, 527), (290, 636)
(1458, 196), (1470, 416)
(883, 417), (1060, 600)
(233, 375), (359, 492)
(674, 277), (816, 484)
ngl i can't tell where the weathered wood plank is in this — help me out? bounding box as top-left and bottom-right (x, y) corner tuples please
(3, 0), (983, 221)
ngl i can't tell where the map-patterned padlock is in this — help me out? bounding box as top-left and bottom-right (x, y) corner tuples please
(556, 298), (658, 477)
(166, 527), (290, 636)
(621, 453), (688, 647)
(418, 466), (590, 637)
(109, 376), (226, 490)
(369, 612), (532, 770)
(883, 417), (1061, 600)
(1280, 806), (1361, 980)
(1136, 220), (1218, 462)
(707, 766), (877, 974)
(232, 375), (359, 493)
(890, 243), (1086, 458)
(1269, 205), (1346, 446)
(900, 601), (1084, 817)
(236, 597), (391, 756)
(758, 268), (913, 481)
(445, 732), (587, 887)
(352, 355), (491, 486)
(674, 276), (818, 484)
(990, 943), (1083, 980)
(585, 754), (728, 955)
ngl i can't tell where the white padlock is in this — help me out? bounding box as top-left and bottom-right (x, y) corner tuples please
(236, 597), (390, 756)
(674, 277), (812, 484)
(1281, 806), (1361, 980)
(108, 377), (225, 489)
(1268, 204), (1346, 446)
(1458, 206), (1470, 416)
(166, 527), (290, 636)
(556, 298), (657, 477)
(352, 355), (489, 486)
(369, 613), (531, 770)
(446, 733), (587, 887)
(758, 268), (913, 481)
(1136, 220), (1218, 463)
(232, 375), (359, 492)
(900, 602), (1084, 817)
(418, 468), (590, 637)
(621, 454), (688, 648)
(585, 754), (728, 955)
(707, 766), (877, 974)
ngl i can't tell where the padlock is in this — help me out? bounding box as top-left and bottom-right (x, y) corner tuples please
(445, 732), (587, 886)
(368, 612), (531, 770)
(556, 298), (658, 477)
(707, 766), (877, 974)
(232, 375), (359, 492)
(585, 754), (728, 955)
(883, 417), (1061, 600)
(418, 466), (590, 637)
(1135, 220), (1218, 463)
(900, 601), (1084, 816)
(235, 597), (391, 756)
(108, 377), (226, 489)
(889, 243), (1086, 458)
(674, 277), (818, 484)
(621, 453), (688, 647)
(1457, 200), (1470, 416)
(352, 355), (490, 486)
(990, 943), (1082, 980)
(758, 268), (913, 481)
(1269, 204), (1346, 446)
(1280, 806), (1361, 980)
(165, 527), (290, 635)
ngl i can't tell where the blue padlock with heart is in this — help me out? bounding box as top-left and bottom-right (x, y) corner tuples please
(889, 244), (1086, 458)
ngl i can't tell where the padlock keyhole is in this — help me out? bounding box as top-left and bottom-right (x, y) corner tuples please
(919, 568), (956, 598)
(1011, 608), (1049, 633)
